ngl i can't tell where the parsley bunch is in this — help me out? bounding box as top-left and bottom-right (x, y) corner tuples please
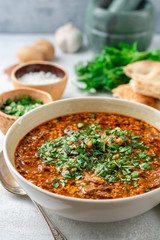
(75, 43), (160, 92)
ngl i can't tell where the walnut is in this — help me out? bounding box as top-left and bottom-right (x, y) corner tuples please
(33, 39), (55, 60)
(17, 46), (44, 62)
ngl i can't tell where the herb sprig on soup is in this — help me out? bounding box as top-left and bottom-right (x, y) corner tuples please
(15, 113), (160, 199)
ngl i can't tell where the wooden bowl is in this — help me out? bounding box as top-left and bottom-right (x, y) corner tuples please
(0, 87), (53, 134)
(11, 61), (68, 100)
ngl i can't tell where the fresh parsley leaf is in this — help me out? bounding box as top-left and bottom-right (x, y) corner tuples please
(75, 43), (160, 92)
(53, 182), (59, 188)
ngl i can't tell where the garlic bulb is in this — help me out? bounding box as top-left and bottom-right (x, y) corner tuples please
(55, 23), (83, 53)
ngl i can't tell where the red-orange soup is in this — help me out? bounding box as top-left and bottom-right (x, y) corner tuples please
(15, 113), (160, 199)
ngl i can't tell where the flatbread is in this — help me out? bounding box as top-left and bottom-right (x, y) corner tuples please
(123, 60), (160, 99)
(112, 84), (160, 110)
(123, 60), (160, 78)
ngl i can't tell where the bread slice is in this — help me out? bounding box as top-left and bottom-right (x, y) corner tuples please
(112, 84), (160, 110)
(123, 60), (160, 99)
(123, 60), (160, 78)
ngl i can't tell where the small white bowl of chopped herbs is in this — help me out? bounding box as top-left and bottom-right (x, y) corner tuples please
(0, 87), (53, 134)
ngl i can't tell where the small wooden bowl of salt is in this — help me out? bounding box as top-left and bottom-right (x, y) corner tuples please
(11, 61), (68, 100)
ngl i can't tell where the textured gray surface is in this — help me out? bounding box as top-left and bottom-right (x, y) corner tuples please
(0, 33), (160, 240)
(0, 0), (87, 33)
(0, 0), (159, 33)
(152, 0), (160, 32)
(1, 184), (160, 240)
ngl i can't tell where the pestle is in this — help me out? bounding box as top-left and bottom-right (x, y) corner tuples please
(108, 0), (143, 12)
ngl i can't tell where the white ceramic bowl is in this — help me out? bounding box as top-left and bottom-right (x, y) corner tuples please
(3, 97), (160, 222)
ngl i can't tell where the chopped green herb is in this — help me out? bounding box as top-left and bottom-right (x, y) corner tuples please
(77, 123), (83, 128)
(90, 114), (96, 119)
(51, 177), (57, 181)
(140, 163), (150, 170)
(53, 182), (59, 188)
(145, 189), (151, 192)
(38, 124), (155, 188)
(131, 171), (139, 179)
(1, 95), (43, 116)
(134, 183), (138, 188)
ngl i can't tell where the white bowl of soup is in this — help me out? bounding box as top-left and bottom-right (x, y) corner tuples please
(3, 97), (160, 222)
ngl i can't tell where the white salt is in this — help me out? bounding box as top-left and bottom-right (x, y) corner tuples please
(18, 71), (61, 85)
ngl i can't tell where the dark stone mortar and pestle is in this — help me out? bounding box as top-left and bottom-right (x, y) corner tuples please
(85, 0), (154, 52)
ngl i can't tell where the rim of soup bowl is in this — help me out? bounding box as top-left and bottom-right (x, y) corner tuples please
(3, 97), (160, 204)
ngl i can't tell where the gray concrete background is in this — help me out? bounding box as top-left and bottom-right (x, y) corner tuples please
(0, 0), (159, 33)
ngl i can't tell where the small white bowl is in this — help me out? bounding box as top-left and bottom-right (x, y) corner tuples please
(3, 97), (160, 222)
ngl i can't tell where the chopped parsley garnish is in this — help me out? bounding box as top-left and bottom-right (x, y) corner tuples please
(1, 95), (43, 116)
(90, 114), (96, 119)
(53, 182), (59, 188)
(134, 183), (138, 188)
(38, 123), (154, 188)
(77, 123), (83, 128)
